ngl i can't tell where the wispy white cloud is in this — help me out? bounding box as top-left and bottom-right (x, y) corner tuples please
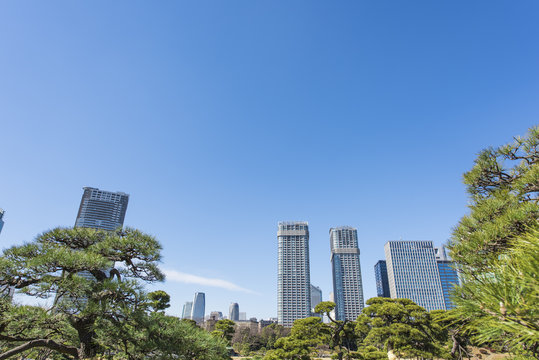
(163, 269), (258, 294)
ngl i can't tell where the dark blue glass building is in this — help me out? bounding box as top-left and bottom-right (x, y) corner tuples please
(374, 260), (390, 298)
(435, 247), (460, 310)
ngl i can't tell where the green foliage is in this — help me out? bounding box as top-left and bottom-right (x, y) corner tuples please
(259, 323), (289, 349)
(450, 126), (539, 274)
(97, 312), (230, 360)
(212, 319), (236, 343)
(263, 317), (327, 360)
(147, 290), (171, 312)
(451, 230), (539, 358)
(0, 227), (229, 359)
(314, 301), (358, 360)
(354, 345), (387, 360)
(290, 317), (330, 342)
(449, 126), (539, 358)
(263, 336), (317, 360)
(358, 297), (447, 359)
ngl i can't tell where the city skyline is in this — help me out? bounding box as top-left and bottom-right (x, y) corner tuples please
(1, 1), (538, 320)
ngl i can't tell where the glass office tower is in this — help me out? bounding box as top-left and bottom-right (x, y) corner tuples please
(278, 221), (311, 327)
(191, 292), (205, 323)
(374, 260), (390, 298)
(182, 301), (193, 319)
(330, 226), (364, 321)
(229, 302), (239, 321)
(435, 247), (460, 310)
(384, 241), (445, 311)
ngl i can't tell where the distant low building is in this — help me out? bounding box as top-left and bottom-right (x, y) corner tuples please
(258, 319), (277, 331)
(209, 311), (223, 320)
(235, 318), (259, 335)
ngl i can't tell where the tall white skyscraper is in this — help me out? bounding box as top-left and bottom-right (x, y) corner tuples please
(330, 226), (364, 321)
(277, 221), (311, 327)
(384, 241), (445, 311)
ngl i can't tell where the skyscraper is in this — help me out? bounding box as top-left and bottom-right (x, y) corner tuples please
(310, 285), (322, 314)
(278, 221), (311, 327)
(182, 301), (193, 319)
(191, 292), (205, 323)
(330, 226), (364, 321)
(374, 260), (390, 298)
(435, 247), (460, 310)
(0, 209), (4, 236)
(229, 302), (239, 321)
(384, 241), (445, 311)
(75, 187), (129, 231)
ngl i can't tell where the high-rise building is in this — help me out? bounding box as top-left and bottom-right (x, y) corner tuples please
(71, 187), (129, 287)
(182, 301), (193, 319)
(310, 285), (322, 316)
(239, 312), (247, 321)
(191, 292), (205, 323)
(384, 241), (445, 311)
(0, 208), (4, 236)
(374, 260), (390, 298)
(229, 302), (239, 321)
(278, 221), (311, 327)
(75, 187), (129, 231)
(330, 226), (364, 321)
(435, 247), (460, 310)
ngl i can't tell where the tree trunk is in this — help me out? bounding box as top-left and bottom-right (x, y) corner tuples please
(0, 339), (78, 360)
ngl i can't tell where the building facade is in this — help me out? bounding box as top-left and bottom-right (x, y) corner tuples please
(435, 247), (460, 310)
(374, 260), (390, 298)
(182, 301), (193, 319)
(75, 187), (129, 231)
(278, 221), (311, 327)
(310, 284), (322, 316)
(229, 302), (239, 321)
(0, 208), (4, 236)
(191, 292), (206, 323)
(330, 226), (364, 321)
(384, 241), (445, 311)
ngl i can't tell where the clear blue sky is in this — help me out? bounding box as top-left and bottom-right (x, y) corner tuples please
(0, 1), (538, 320)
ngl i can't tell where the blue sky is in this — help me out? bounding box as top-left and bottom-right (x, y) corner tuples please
(0, 1), (538, 320)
